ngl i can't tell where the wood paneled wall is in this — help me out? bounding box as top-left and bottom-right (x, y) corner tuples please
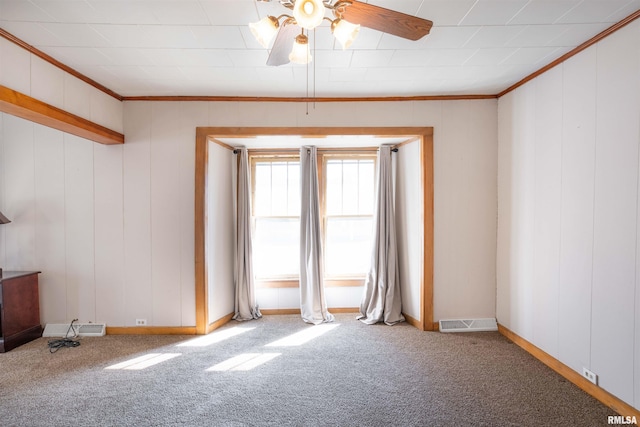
(497, 18), (640, 410)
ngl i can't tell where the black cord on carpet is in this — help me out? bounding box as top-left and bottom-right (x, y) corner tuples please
(48, 319), (81, 353)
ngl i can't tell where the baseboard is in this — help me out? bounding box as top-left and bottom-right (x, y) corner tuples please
(104, 308), (412, 334)
(403, 313), (421, 329)
(106, 313), (233, 336)
(106, 326), (197, 335)
(402, 313), (438, 331)
(498, 324), (640, 419)
(206, 313), (234, 334)
(328, 307), (360, 313)
(260, 309), (301, 315)
(260, 307), (360, 315)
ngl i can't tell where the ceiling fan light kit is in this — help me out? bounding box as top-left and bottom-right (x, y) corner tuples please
(250, 0), (433, 66)
(293, 0), (326, 30)
(331, 18), (360, 50)
(249, 15), (280, 48)
(289, 33), (312, 64)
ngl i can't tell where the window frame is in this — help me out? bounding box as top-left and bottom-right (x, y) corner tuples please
(319, 152), (378, 281)
(249, 148), (377, 288)
(250, 153), (301, 282)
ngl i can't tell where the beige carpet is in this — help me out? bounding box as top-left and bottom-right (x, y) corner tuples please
(0, 314), (613, 426)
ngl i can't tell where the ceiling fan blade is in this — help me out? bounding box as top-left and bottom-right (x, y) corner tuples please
(341, 1), (433, 41)
(266, 22), (301, 66)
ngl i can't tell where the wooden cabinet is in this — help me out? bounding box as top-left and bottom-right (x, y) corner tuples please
(0, 271), (42, 352)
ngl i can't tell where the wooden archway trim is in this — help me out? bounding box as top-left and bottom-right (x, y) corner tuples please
(194, 127), (434, 333)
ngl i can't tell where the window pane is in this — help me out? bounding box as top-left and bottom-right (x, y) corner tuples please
(326, 158), (375, 216)
(324, 217), (373, 277)
(326, 161), (342, 215)
(271, 162), (288, 216)
(254, 163), (271, 216)
(342, 161), (358, 215)
(253, 218), (300, 279)
(287, 162), (300, 216)
(358, 161), (375, 214)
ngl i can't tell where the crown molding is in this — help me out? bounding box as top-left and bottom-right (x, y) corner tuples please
(121, 94), (498, 102)
(497, 8), (640, 98)
(0, 28), (123, 101)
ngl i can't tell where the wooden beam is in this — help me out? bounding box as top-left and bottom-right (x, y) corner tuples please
(0, 86), (124, 145)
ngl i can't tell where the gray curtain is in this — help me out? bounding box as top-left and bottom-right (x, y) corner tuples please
(233, 147), (262, 321)
(299, 146), (334, 325)
(358, 145), (404, 325)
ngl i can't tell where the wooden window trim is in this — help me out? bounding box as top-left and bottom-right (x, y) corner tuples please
(256, 279), (365, 288)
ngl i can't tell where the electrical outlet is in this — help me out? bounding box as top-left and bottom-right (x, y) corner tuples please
(582, 367), (597, 385)
(136, 319), (147, 326)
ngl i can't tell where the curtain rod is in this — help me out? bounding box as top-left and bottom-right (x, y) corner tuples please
(233, 148), (398, 154)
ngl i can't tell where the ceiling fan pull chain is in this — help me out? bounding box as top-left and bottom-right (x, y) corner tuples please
(306, 28), (310, 115)
(313, 26), (316, 110)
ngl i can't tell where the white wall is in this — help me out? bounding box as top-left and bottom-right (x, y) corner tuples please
(436, 101), (498, 320)
(396, 139), (423, 320)
(497, 19), (640, 409)
(0, 35), (126, 326)
(0, 100), (204, 327)
(1, 97), (498, 327)
(0, 37), (123, 133)
(207, 142), (235, 321)
(213, 100), (497, 319)
(0, 33), (499, 327)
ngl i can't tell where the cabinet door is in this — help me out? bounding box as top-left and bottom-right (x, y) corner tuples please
(3, 275), (40, 337)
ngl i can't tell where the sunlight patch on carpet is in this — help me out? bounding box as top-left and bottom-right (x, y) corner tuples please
(207, 353), (282, 372)
(105, 353), (182, 370)
(176, 327), (255, 347)
(265, 323), (340, 347)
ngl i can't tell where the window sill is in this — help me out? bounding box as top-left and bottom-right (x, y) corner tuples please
(256, 279), (365, 288)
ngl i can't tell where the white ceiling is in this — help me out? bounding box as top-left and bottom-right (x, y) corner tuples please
(1, 0), (639, 98)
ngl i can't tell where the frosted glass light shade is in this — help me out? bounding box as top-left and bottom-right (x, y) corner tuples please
(293, 0), (325, 30)
(289, 34), (312, 64)
(249, 16), (279, 48)
(332, 19), (360, 50)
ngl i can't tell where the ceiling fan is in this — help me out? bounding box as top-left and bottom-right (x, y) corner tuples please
(250, 0), (433, 66)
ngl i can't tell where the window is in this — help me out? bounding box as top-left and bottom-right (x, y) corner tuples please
(251, 151), (376, 284)
(322, 156), (376, 278)
(251, 156), (300, 280)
